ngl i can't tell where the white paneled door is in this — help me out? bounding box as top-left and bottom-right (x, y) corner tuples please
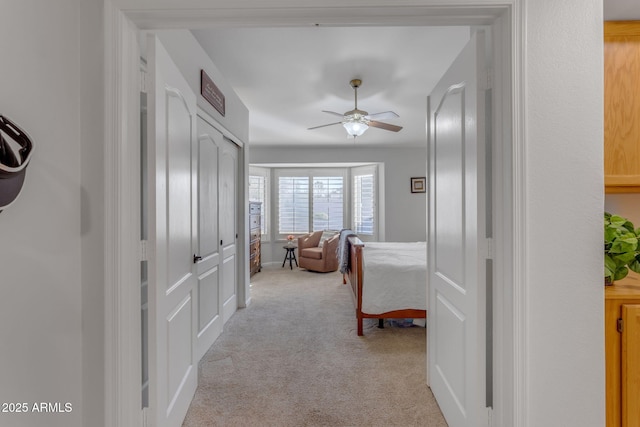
(427, 31), (489, 427)
(147, 36), (198, 427)
(195, 115), (223, 361)
(220, 138), (238, 322)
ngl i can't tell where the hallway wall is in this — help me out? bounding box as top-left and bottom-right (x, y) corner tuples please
(0, 1), (89, 426)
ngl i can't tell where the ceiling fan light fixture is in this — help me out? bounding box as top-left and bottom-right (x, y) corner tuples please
(308, 78), (401, 138)
(343, 120), (369, 137)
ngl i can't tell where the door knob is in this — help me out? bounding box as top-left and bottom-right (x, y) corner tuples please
(193, 254), (202, 264)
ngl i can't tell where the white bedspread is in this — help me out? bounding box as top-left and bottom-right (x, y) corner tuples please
(361, 242), (427, 314)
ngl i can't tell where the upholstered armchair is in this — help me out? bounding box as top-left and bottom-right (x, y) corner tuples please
(297, 231), (340, 273)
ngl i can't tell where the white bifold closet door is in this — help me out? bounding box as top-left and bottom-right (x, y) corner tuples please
(194, 115), (224, 361)
(219, 138), (238, 323)
(193, 114), (240, 359)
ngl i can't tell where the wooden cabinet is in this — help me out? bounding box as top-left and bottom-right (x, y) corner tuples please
(605, 21), (640, 193)
(249, 202), (261, 276)
(606, 272), (640, 426)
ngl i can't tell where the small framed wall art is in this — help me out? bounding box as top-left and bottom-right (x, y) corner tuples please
(411, 177), (426, 193)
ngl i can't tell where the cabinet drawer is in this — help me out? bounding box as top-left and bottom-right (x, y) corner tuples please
(250, 203), (261, 215)
(250, 231), (260, 242)
(250, 215), (260, 231)
(250, 253), (260, 269)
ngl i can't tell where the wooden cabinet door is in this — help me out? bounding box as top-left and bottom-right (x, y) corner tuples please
(622, 304), (640, 426)
(604, 21), (640, 193)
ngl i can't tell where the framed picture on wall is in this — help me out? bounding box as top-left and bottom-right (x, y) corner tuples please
(411, 177), (426, 193)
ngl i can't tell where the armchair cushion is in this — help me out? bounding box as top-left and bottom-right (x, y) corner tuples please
(301, 247), (323, 260)
(298, 231), (323, 250)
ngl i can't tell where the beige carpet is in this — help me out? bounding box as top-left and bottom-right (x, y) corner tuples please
(182, 264), (447, 427)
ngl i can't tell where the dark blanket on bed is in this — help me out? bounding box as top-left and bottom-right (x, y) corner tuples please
(338, 229), (357, 274)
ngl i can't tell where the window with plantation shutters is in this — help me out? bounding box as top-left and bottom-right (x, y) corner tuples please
(249, 166), (269, 237)
(248, 175), (264, 204)
(278, 176), (310, 234)
(249, 173), (267, 235)
(312, 176), (343, 231)
(275, 169), (346, 238)
(267, 165), (378, 240)
(352, 165), (377, 237)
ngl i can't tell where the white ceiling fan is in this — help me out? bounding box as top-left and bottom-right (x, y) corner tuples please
(308, 79), (403, 138)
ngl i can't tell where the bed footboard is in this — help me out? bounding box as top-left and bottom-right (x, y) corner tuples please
(345, 236), (365, 335)
(343, 236), (427, 336)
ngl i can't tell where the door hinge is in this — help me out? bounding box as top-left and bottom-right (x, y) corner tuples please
(486, 68), (493, 90)
(139, 70), (149, 93)
(617, 317), (623, 333)
(140, 240), (148, 262)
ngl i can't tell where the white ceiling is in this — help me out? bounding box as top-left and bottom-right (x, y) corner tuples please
(192, 26), (470, 147)
(191, 0), (638, 149)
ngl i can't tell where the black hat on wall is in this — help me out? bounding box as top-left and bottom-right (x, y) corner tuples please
(0, 116), (33, 213)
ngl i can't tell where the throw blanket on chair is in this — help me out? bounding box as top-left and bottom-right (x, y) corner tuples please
(338, 229), (357, 274)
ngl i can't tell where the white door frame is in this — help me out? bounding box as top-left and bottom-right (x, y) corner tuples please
(104, 2), (527, 427)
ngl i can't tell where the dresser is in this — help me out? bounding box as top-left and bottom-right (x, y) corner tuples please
(606, 272), (640, 426)
(249, 202), (262, 276)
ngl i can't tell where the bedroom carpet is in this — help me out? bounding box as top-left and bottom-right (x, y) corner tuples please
(182, 264), (447, 427)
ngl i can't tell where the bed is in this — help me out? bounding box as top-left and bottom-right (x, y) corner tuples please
(341, 234), (427, 336)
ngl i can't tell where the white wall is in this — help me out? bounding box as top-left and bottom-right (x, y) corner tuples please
(250, 146), (427, 263)
(605, 194), (640, 227)
(525, 1), (604, 426)
(80, 0), (106, 425)
(0, 1), (86, 426)
(155, 30), (250, 144)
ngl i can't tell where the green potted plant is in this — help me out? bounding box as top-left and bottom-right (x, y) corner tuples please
(604, 212), (640, 284)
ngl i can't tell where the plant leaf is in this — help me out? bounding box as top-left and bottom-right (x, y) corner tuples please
(605, 227), (618, 244)
(614, 266), (629, 281)
(615, 252), (636, 265)
(605, 262), (615, 279)
(611, 236), (638, 254)
(611, 215), (628, 226)
(629, 256), (640, 274)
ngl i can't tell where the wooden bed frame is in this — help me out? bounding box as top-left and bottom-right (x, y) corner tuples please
(342, 235), (427, 336)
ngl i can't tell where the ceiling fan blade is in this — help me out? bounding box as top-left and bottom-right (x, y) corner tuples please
(369, 121), (403, 132)
(322, 110), (345, 118)
(308, 122), (343, 130)
(365, 111), (399, 120)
